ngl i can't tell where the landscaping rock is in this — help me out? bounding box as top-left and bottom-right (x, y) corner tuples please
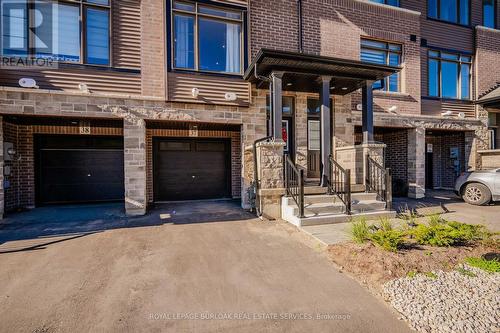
(383, 265), (499, 333)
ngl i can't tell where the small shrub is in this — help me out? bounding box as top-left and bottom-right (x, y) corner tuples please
(412, 220), (488, 247)
(369, 229), (406, 252)
(350, 217), (369, 244)
(424, 272), (438, 279)
(456, 267), (477, 277)
(465, 257), (500, 273)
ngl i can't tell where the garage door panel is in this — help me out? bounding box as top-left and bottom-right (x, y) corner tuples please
(36, 136), (124, 205)
(154, 139), (230, 201)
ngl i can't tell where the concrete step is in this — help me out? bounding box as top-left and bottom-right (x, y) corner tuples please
(351, 200), (386, 213)
(299, 210), (397, 227)
(351, 192), (378, 202)
(304, 186), (328, 195)
(290, 202), (345, 216)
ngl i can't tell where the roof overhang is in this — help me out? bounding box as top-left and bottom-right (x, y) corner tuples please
(477, 86), (500, 108)
(244, 49), (401, 95)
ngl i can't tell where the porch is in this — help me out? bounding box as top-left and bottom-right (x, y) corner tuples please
(244, 49), (401, 225)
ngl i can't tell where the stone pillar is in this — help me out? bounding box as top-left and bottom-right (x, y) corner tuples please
(256, 141), (285, 219)
(362, 142), (386, 186)
(0, 116), (4, 219)
(124, 119), (147, 216)
(408, 127), (426, 199)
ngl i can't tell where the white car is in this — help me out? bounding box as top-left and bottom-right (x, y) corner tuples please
(454, 169), (500, 205)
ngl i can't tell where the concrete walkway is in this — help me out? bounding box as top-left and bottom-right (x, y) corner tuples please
(0, 201), (409, 332)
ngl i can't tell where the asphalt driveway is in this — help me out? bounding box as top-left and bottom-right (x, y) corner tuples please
(0, 201), (409, 333)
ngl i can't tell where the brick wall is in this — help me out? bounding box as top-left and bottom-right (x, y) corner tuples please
(2, 122), (35, 211)
(141, 0), (166, 98)
(476, 27), (500, 97)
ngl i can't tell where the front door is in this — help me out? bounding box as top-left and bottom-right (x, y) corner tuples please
(307, 119), (321, 178)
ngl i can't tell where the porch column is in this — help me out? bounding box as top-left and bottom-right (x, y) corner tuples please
(362, 81), (374, 143)
(271, 72), (284, 141)
(320, 76), (332, 187)
(408, 127), (426, 199)
(124, 118), (147, 216)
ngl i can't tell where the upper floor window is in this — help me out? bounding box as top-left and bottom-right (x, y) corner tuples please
(171, 1), (243, 75)
(369, 0), (400, 6)
(428, 50), (471, 100)
(483, 0), (496, 28)
(360, 38), (402, 92)
(1, 0), (110, 65)
(428, 0), (470, 26)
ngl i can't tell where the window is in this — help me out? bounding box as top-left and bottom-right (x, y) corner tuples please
(360, 39), (402, 92)
(172, 1), (243, 74)
(428, 0), (470, 25)
(483, 0), (496, 28)
(369, 0), (400, 6)
(428, 50), (471, 100)
(1, 0), (110, 65)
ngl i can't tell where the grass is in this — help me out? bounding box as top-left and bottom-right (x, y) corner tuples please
(465, 257), (500, 273)
(350, 217), (369, 244)
(424, 271), (438, 279)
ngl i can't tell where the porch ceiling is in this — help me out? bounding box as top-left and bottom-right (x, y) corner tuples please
(244, 49), (401, 95)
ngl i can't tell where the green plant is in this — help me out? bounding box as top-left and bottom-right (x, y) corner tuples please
(406, 270), (418, 278)
(456, 267), (477, 277)
(424, 271), (438, 279)
(428, 214), (445, 227)
(465, 257), (500, 273)
(379, 217), (393, 232)
(350, 217), (369, 244)
(412, 220), (488, 247)
(369, 229), (406, 252)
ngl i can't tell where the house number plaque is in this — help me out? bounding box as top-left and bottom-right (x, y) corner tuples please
(79, 121), (91, 135)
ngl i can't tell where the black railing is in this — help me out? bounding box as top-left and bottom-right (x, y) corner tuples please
(366, 155), (393, 210)
(284, 154), (305, 218)
(328, 155), (351, 214)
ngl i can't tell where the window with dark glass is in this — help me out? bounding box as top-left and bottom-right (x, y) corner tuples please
(172, 1), (243, 74)
(428, 50), (471, 100)
(428, 0), (470, 25)
(369, 0), (400, 6)
(1, 0), (110, 65)
(483, 0), (496, 28)
(360, 39), (402, 92)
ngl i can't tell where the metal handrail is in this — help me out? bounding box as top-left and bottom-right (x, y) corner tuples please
(366, 155), (393, 210)
(328, 155), (351, 214)
(284, 154), (305, 218)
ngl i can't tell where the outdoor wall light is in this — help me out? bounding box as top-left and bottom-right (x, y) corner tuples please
(191, 88), (200, 98)
(7, 148), (16, 156)
(78, 83), (90, 93)
(341, 87), (348, 90)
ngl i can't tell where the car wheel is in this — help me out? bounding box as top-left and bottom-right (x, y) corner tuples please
(462, 183), (491, 206)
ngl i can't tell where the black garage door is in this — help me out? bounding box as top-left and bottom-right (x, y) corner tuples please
(154, 138), (231, 201)
(35, 135), (124, 205)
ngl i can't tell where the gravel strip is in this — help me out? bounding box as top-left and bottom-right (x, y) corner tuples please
(383, 265), (499, 333)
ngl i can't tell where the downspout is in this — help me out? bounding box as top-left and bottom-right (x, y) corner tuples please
(252, 64), (273, 218)
(297, 0), (303, 53)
